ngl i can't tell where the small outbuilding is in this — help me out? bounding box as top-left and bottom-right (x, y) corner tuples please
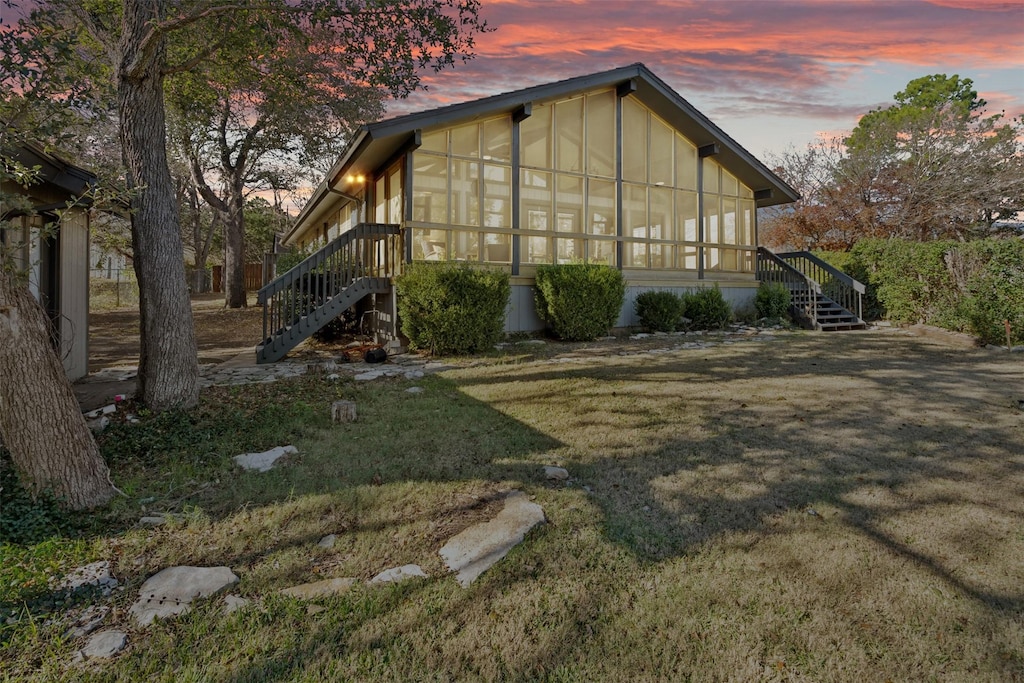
(1, 142), (95, 380)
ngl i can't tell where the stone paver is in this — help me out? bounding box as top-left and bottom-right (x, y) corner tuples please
(370, 564), (428, 585)
(129, 566), (239, 626)
(74, 630), (127, 661)
(234, 445), (298, 472)
(438, 491), (546, 587)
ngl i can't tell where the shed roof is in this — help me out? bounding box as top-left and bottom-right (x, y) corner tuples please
(287, 63), (799, 244)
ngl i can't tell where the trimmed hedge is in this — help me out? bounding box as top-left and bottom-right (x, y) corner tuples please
(754, 282), (791, 320)
(396, 262), (510, 355)
(819, 238), (1024, 345)
(635, 291), (685, 333)
(681, 286), (732, 330)
(535, 263), (625, 341)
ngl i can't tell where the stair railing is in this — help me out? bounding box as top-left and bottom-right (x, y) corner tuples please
(775, 251), (865, 322)
(756, 247), (820, 325)
(257, 223), (401, 347)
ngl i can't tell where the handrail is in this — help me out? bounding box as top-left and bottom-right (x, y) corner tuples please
(756, 246), (819, 325)
(257, 222), (401, 354)
(776, 251), (865, 294)
(775, 250), (864, 322)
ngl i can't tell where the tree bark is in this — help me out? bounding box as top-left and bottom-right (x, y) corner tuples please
(118, 0), (199, 410)
(223, 180), (246, 308)
(0, 274), (117, 509)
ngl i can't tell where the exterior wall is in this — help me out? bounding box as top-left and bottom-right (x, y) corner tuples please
(58, 210), (90, 380)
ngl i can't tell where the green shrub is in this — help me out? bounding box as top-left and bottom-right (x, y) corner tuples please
(635, 291), (685, 332)
(534, 263), (625, 341)
(956, 241), (1024, 346)
(396, 262), (510, 355)
(681, 286), (732, 330)
(754, 282), (791, 319)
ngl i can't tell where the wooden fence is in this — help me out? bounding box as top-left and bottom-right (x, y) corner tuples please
(211, 263), (265, 293)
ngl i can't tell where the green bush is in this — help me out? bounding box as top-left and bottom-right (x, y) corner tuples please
(754, 282), (791, 319)
(834, 238), (1024, 345)
(635, 291), (685, 332)
(681, 286), (732, 330)
(534, 263), (625, 341)
(396, 262), (510, 355)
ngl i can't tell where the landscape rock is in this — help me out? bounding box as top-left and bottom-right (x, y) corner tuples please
(405, 386), (424, 394)
(87, 416), (110, 433)
(233, 445), (298, 472)
(354, 371), (384, 381)
(280, 577), (357, 600)
(60, 561), (119, 597)
(75, 630), (127, 660)
(331, 400), (357, 423)
(63, 605), (110, 639)
(317, 534), (338, 549)
(370, 564), (428, 585)
(438, 491), (546, 587)
(129, 566), (239, 626)
(543, 466), (570, 481)
(222, 595), (251, 614)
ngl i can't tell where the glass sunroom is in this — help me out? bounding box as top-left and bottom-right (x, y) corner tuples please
(282, 64), (797, 335)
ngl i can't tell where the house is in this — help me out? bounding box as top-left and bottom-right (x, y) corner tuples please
(1, 142), (95, 380)
(260, 63), (800, 362)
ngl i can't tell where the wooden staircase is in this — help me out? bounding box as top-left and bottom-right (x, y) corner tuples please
(256, 223), (401, 363)
(756, 247), (867, 331)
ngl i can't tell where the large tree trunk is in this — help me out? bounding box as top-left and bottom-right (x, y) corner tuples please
(0, 275), (117, 509)
(118, 1), (199, 410)
(223, 181), (246, 308)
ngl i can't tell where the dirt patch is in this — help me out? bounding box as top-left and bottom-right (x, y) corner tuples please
(88, 294), (266, 371)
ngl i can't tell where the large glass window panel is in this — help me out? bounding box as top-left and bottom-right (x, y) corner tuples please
(526, 235), (551, 264)
(589, 239), (616, 266)
(451, 123), (479, 158)
(387, 166), (402, 224)
(740, 184), (754, 199)
(421, 130), (447, 153)
(521, 169), (552, 231)
(675, 190), (698, 242)
(680, 245), (699, 270)
(624, 241), (647, 268)
(721, 249), (739, 271)
(703, 159), (720, 193)
(555, 174), (583, 232)
(482, 164), (511, 228)
(705, 247), (721, 271)
(722, 198), (737, 245)
(452, 230), (479, 260)
(556, 237), (582, 263)
(740, 200), (756, 245)
(412, 228), (448, 261)
(555, 97), (584, 173)
(622, 97), (647, 182)
(374, 176), (386, 223)
(675, 135), (697, 190)
(451, 159), (479, 227)
(483, 233), (511, 263)
(649, 186), (672, 242)
(412, 153), (447, 224)
(650, 116), (674, 187)
(482, 117), (512, 162)
(722, 170), (739, 196)
(623, 183), (648, 241)
(650, 243), (673, 269)
(586, 90), (616, 177)
(704, 195), (720, 243)
(587, 178), (616, 236)
(521, 103), (552, 168)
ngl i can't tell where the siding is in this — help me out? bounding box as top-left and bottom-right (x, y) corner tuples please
(59, 210), (90, 380)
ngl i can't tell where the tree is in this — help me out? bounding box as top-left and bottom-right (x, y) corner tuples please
(11, 0), (489, 410)
(762, 75), (1024, 251)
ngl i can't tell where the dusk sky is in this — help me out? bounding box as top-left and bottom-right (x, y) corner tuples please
(392, 0), (1024, 162)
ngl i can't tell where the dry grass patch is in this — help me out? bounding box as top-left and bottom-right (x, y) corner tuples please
(3, 331), (1022, 681)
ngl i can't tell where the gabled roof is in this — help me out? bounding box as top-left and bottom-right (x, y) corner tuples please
(287, 63), (799, 244)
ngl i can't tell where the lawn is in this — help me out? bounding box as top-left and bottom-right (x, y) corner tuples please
(2, 330), (1022, 681)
